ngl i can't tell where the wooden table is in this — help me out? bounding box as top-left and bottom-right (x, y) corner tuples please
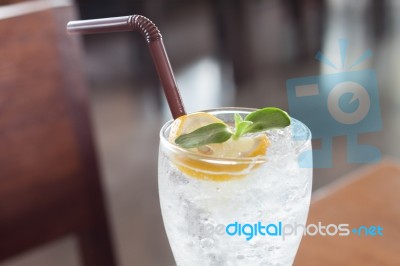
(294, 160), (400, 266)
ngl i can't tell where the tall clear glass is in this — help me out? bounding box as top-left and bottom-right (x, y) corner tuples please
(158, 108), (312, 266)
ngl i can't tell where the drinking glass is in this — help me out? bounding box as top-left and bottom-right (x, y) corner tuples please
(158, 108), (312, 266)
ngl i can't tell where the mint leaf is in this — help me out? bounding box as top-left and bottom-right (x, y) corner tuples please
(243, 107), (290, 134)
(234, 113), (243, 128)
(174, 107), (290, 149)
(233, 121), (253, 140)
(175, 123), (232, 148)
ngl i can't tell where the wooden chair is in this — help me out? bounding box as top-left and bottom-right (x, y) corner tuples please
(0, 1), (117, 265)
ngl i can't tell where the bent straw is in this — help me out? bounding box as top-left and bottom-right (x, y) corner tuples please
(67, 15), (186, 119)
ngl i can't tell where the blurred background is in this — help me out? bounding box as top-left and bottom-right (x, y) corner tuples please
(1, 0), (399, 265)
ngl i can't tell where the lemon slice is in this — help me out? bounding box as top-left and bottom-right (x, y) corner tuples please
(169, 112), (270, 181)
(168, 112), (224, 143)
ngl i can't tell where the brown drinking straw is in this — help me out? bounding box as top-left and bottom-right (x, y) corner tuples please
(67, 15), (186, 119)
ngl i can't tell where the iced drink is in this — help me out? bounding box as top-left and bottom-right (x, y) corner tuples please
(159, 108), (312, 266)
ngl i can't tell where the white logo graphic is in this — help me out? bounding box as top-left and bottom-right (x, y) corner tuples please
(327, 81), (371, 125)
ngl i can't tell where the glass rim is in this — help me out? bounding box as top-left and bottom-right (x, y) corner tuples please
(159, 107), (311, 164)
